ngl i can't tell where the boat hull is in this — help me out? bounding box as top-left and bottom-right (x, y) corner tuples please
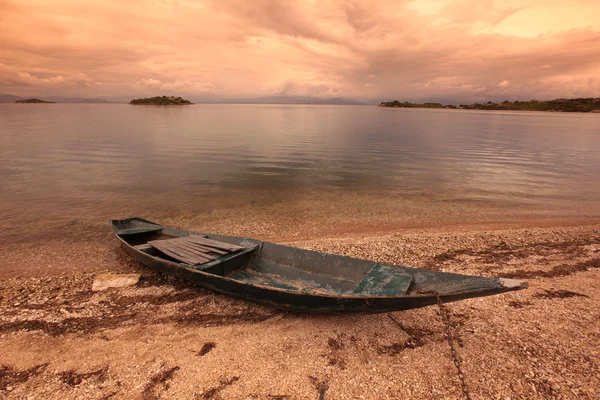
(112, 218), (527, 314)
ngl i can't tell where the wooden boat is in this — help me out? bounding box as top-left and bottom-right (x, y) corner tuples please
(111, 217), (527, 314)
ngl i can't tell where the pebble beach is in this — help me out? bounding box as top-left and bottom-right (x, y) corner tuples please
(1, 215), (599, 399)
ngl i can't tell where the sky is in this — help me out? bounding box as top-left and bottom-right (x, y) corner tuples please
(1, 0), (599, 103)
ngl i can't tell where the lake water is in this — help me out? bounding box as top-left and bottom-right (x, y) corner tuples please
(1, 104), (600, 244)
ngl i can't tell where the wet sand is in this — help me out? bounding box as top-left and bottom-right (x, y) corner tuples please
(1, 218), (599, 399)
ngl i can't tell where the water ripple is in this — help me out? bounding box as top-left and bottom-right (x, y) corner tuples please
(1, 104), (600, 235)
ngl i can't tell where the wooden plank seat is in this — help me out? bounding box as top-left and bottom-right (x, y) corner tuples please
(148, 235), (244, 265)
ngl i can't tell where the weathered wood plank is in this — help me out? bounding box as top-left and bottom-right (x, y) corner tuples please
(171, 241), (215, 262)
(148, 237), (223, 264)
(171, 238), (213, 253)
(188, 235), (243, 251)
(148, 234), (243, 265)
(166, 241), (216, 262)
(149, 240), (213, 264)
(148, 241), (198, 265)
(187, 236), (230, 249)
(171, 239), (209, 254)
(154, 244), (201, 264)
(180, 240), (228, 255)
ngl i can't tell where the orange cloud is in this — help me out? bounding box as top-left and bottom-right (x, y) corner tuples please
(1, 0), (599, 102)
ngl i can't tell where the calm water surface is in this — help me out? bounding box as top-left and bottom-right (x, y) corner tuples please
(1, 104), (600, 242)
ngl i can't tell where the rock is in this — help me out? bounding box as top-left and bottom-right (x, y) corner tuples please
(92, 274), (141, 291)
(551, 383), (561, 391)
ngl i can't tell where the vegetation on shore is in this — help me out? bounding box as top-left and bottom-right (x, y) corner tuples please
(378, 101), (457, 109)
(379, 97), (600, 112)
(130, 96), (192, 105)
(15, 98), (55, 103)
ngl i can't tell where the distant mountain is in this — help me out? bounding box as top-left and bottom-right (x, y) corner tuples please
(184, 95), (366, 105)
(0, 93), (22, 103)
(0, 93), (112, 103)
(243, 95), (366, 105)
(46, 96), (112, 103)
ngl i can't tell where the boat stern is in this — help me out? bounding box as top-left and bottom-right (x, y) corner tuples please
(110, 217), (164, 236)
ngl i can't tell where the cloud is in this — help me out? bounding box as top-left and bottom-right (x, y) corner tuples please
(134, 78), (218, 93)
(274, 80), (342, 97)
(1, 0), (599, 101)
(0, 63), (98, 88)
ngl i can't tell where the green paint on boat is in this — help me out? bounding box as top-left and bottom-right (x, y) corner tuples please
(353, 264), (413, 296)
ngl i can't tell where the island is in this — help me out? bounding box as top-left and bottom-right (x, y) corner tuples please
(379, 97), (600, 113)
(15, 98), (55, 103)
(130, 96), (192, 105)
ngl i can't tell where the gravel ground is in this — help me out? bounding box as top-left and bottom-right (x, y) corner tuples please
(1, 223), (599, 399)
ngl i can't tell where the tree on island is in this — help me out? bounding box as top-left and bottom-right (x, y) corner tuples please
(130, 96), (192, 105)
(378, 100), (456, 109)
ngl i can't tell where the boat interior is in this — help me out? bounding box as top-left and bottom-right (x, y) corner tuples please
(112, 218), (418, 296)
(112, 218), (513, 297)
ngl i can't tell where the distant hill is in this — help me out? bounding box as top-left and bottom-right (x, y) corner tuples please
(44, 96), (112, 103)
(380, 98), (600, 113)
(244, 95), (365, 105)
(15, 98), (55, 103)
(378, 101), (456, 109)
(0, 93), (112, 103)
(0, 93), (22, 103)
(130, 96), (192, 105)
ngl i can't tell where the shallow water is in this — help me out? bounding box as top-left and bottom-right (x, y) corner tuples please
(1, 104), (600, 243)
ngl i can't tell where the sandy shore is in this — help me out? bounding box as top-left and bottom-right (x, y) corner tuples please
(1, 222), (599, 399)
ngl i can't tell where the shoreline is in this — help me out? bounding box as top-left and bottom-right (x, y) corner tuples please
(379, 97), (600, 113)
(379, 105), (600, 113)
(2, 216), (600, 280)
(1, 220), (599, 398)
